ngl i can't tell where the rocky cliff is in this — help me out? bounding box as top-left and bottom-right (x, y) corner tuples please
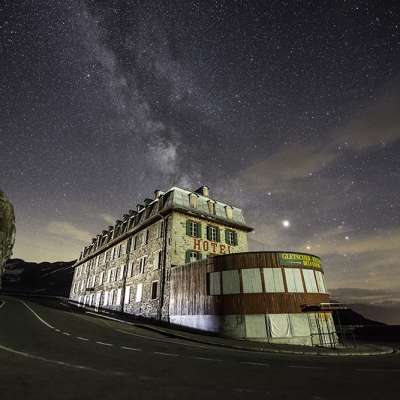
(0, 190), (16, 288)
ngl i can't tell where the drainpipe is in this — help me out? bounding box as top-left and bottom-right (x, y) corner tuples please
(157, 214), (169, 321)
(119, 237), (132, 313)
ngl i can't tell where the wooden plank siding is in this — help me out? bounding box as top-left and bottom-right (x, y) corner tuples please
(169, 251), (330, 316)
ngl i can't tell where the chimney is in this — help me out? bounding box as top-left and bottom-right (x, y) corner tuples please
(136, 204), (145, 212)
(128, 209), (137, 216)
(143, 198), (153, 205)
(154, 189), (164, 199)
(195, 185), (209, 197)
(122, 214), (129, 220)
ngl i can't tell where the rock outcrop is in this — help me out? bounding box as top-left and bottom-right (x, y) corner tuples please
(0, 190), (16, 288)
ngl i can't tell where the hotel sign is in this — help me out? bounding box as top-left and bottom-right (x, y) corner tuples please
(193, 239), (232, 255)
(279, 252), (321, 268)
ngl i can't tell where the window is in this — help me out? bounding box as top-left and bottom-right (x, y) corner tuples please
(154, 250), (162, 270)
(99, 271), (104, 285)
(127, 261), (133, 277)
(315, 271), (327, 293)
(303, 269), (318, 293)
(242, 268), (263, 293)
(134, 235), (138, 250)
(144, 229), (149, 245)
(185, 250), (201, 263)
(186, 220), (201, 238)
(225, 205), (233, 219)
(106, 269), (111, 283)
(263, 268), (285, 292)
(284, 268), (304, 293)
(119, 265), (125, 280)
(208, 272), (221, 295)
(117, 244), (122, 257)
(135, 283), (143, 303)
(109, 289), (114, 305)
(158, 220), (164, 238)
(207, 225), (220, 242)
(116, 288), (122, 305)
(208, 200), (216, 215)
(222, 270), (240, 294)
(138, 256), (147, 274)
(225, 229), (238, 245)
(189, 193), (198, 208)
(151, 281), (159, 299)
(124, 286), (131, 304)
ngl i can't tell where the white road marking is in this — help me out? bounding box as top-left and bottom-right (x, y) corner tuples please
(356, 368), (400, 373)
(240, 361), (270, 367)
(288, 365), (326, 370)
(121, 346), (142, 351)
(96, 341), (113, 347)
(0, 343), (92, 372)
(76, 337), (89, 341)
(20, 300), (55, 330)
(0, 300), (6, 310)
(153, 351), (179, 357)
(62, 332), (71, 336)
(192, 356), (222, 362)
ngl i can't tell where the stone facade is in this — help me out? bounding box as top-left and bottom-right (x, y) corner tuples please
(69, 186), (252, 321)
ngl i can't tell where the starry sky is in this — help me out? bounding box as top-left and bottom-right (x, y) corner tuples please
(1, 1), (400, 301)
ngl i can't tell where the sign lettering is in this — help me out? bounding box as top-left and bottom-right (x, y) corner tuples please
(279, 252), (321, 268)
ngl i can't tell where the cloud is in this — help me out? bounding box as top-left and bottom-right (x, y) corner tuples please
(99, 213), (115, 225)
(303, 227), (400, 257)
(46, 221), (92, 243)
(238, 144), (338, 193)
(148, 140), (177, 174)
(334, 89), (400, 150)
(232, 82), (400, 198)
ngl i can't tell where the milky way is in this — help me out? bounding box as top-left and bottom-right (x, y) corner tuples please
(1, 1), (400, 298)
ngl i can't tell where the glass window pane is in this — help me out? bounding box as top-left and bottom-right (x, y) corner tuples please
(263, 268), (285, 292)
(209, 272), (221, 295)
(284, 268), (304, 293)
(222, 270), (240, 294)
(242, 268), (263, 293)
(303, 269), (318, 293)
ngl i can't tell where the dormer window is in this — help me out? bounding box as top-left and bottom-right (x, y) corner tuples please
(208, 200), (216, 215)
(225, 205), (233, 219)
(189, 193), (198, 208)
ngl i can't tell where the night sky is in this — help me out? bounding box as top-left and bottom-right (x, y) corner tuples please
(2, 1), (400, 300)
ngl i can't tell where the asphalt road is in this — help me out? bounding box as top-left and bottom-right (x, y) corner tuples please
(0, 296), (399, 400)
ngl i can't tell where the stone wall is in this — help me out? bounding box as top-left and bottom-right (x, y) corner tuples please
(170, 211), (249, 266)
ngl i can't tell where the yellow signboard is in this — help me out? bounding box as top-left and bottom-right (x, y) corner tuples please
(279, 252), (321, 268)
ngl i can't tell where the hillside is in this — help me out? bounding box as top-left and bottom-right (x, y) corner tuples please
(2, 258), (75, 297)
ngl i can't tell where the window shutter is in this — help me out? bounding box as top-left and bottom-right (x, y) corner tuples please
(185, 250), (191, 264)
(225, 229), (229, 244)
(206, 226), (211, 240)
(197, 251), (202, 260)
(234, 231), (238, 246)
(197, 222), (202, 238)
(186, 220), (191, 236)
(216, 227), (221, 242)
